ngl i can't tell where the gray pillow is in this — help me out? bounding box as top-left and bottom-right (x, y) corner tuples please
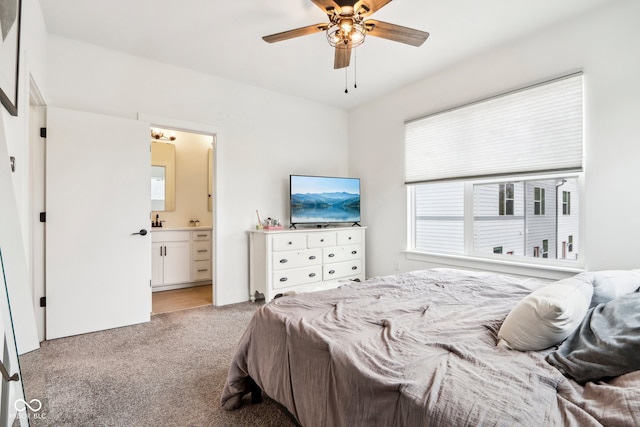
(546, 292), (640, 383)
(589, 270), (640, 307)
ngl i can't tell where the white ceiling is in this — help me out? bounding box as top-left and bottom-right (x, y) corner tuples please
(39, 0), (620, 110)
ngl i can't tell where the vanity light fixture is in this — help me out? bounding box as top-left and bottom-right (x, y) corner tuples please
(150, 128), (176, 141)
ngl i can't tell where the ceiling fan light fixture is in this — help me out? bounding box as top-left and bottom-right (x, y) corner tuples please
(327, 21), (366, 48)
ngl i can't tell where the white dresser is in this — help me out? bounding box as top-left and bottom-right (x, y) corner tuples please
(249, 227), (366, 302)
(151, 227), (212, 291)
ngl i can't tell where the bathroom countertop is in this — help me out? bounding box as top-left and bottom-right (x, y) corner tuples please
(150, 226), (212, 232)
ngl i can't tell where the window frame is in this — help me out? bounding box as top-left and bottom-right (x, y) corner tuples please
(406, 172), (584, 276)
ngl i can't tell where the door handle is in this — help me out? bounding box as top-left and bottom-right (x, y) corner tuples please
(131, 229), (148, 236)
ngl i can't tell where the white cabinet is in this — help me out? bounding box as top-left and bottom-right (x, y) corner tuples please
(249, 227), (366, 302)
(151, 228), (212, 291)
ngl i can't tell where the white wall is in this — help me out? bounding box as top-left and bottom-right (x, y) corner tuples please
(45, 36), (349, 305)
(349, 0), (640, 278)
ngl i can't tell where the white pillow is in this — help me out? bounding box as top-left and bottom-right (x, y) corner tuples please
(497, 276), (593, 351)
(589, 270), (640, 307)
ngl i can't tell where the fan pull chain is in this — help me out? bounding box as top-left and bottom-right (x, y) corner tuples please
(354, 49), (358, 89)
(345, 68), (348, 94)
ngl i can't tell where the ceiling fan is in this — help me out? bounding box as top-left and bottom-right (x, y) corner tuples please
(262, 0), (430, 70)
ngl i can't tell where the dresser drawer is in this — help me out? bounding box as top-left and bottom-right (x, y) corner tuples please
(193, 260), (212, 281)
(273, 266), (322, 289)
(193, 241), (211, 261)
(272, 233), (307, 251)
(307, 232), (336, 248)
(336, 229), (362, 245)
(323, 259), (362, 281)
(323, 244), (362, 264)
(273, 249), (322, 271)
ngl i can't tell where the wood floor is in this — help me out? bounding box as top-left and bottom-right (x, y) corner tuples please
(152, 285), (213, 314)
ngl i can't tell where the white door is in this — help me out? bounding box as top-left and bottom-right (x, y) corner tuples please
(46, 107), (151, 339)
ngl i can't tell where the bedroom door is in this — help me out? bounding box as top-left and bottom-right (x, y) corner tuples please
(45, 107), (151, 339)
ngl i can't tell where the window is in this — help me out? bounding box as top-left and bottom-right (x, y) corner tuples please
(563, 191), (571, 215)
(499, 184), (514, 216)
(534, 187), (545, 215)
(406, 73), (583, 264)
(568, 235), (574, 252)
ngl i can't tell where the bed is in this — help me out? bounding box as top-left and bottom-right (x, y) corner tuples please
(221, 268), (640, 426)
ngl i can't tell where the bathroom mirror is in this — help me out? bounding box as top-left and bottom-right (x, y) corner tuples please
(208, 148), (213, 212)
(151, 142), (175, 211)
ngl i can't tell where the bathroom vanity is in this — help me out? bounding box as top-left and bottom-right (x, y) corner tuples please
(151, 227), (212, 291)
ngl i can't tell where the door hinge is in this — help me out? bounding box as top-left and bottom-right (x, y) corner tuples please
(39, 212), (46, 223)
(40, 127), (47, 138)
(39, 297), (46, 307)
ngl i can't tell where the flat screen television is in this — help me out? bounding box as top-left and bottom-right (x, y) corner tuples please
(290, 175), (361, 227)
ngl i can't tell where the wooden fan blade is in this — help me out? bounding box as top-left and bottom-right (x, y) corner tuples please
(311, 0), (341, 14)
(355, 0), (392, 16)
(334, 46), (352, 69)
(263, 24), (329, 43)
(365, 19), (429, 46)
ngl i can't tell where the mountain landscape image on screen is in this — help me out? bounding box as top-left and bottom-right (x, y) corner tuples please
(291, 191), (360, 223)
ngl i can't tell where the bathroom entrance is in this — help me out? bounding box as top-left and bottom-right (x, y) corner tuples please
(149, 127), (216, 314)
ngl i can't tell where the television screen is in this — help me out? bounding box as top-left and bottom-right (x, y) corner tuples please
(290, 175), (361, 225)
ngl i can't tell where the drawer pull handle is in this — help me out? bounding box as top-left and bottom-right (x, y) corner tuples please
(320, 239), (324, 242)
(280, 277), (288, 282)
(328, 253), (335, 258)
(351, 266), (358, 270)
(198, 250), (208, 253)
(279, 259), (288, 263)
(197, 234), (208, 237)
(328, 270), (335, 274)
(198, 269), (208, 272)
(309, 273), (316, 277)
(348, 237), (352, 240)
(351, 251), (357, 255)
(288, 241), (292, 245)
(309, 256), (316, 260)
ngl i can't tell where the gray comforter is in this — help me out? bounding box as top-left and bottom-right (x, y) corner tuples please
(221, 268), (640, 426)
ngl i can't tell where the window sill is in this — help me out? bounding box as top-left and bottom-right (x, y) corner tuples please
(404, 250), (584, 281)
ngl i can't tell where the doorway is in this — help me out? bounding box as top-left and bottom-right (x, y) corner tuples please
(143, 119), (219, 315)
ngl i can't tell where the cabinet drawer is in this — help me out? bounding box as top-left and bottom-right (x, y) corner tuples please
(273, 249), (322, 271)
(193, 241), (211, 261)
(323, 244), (362, 264)
(151, 230), (190, 242)
(323, 260), (362, 281)
(307, 232), (336, 248)
(193, 260), (212, 281)
(192, 230), (211, 241)
(337, 229), (362, 245)
(272, 234), (307, 251)
(273, 266), (322, 289)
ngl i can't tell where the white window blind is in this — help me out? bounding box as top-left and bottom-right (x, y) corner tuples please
(405, 73), (583, 184)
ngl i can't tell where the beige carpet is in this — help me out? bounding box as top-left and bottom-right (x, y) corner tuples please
(19, 302), (299, 427)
